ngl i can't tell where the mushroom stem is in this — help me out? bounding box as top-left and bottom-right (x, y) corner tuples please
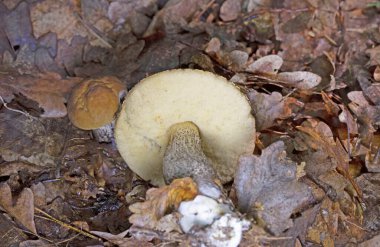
(92, 123), (114, 143)
(163, 121), (218, 184)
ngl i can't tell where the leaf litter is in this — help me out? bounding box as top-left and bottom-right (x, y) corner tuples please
(0, 0), (379, 246)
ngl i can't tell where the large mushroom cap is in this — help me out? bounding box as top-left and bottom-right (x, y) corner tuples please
(68, 76), (125, 130)
(115, 69), (255, 186)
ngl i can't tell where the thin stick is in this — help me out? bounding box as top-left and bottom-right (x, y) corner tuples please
(34, 207), (99, 240)
(0, 96), (37, 120)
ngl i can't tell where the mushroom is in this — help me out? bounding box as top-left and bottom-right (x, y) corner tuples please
(115, 69), (255, 186)
(68, 76), (125, 142)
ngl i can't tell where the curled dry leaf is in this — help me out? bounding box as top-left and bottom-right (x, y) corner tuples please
(0, 183), (36, 234)
(234, 141), (314, 235)
(248, 89), (303, 131)
(246, 54), (283, 75)
(277, 71), (321, 90)
(0, 72), (81, 117)
(129, 177), (197, 229)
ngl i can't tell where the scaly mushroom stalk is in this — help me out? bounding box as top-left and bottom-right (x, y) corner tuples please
(163, 121), (217, 184)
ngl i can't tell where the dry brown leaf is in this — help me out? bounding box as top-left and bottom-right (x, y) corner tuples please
(248, 89), (303, 131)
(91, 229), (154, 247)
(277, 71), (321, 90)
(30, 0), (112, 47)
(129, 177), (197, 229)
(144, 0), (208, 37)
(0, 183), (36, 234)
(30, 0), (87, 44)
(0, 213), (28, 246)
(347, 91), (380, 137)
(235, 141), (314, 235)
(356, 173), (380, 233)
(366, 45), (380, 67)
(338, 104), (358, 135)
(0, 72), (81, 117)
(306, 197), (364, 246)
(356, 70), (380, 106)
(359, 234), (380, 247)
(2, 2), (35, 52)
(321, 91), (340, 116)
(246, 54), (283, 75)
(204, 37), (221, 56)
(219, 0), (241, 22)
(296, 125), (363, 200)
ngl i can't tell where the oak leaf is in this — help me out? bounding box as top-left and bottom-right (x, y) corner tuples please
(129, 177), (197, 229)
(0, 183), (36, 234)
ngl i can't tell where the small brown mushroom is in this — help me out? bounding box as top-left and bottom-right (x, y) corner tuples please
(115, 69), (255, 186)
(68, 76), (125, 142)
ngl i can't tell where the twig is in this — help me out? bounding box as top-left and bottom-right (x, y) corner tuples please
(34, 207), (99, 240)
(0, 96), (38, 120)
(19, 228), (56, 245)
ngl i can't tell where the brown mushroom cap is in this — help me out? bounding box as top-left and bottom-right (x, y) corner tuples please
(115, 69), (255, 186)
(68, 76), (125, 130)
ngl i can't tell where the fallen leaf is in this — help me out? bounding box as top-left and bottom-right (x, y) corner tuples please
(358, 234), (380, 247)
(366, 45), (380, 67)
(0, 111), (63, 164)
(129, 177), (197, 229)
(219, 0), (241, 22)
(284, 204), (321, 246)
(234, 141), (314, 235)
(339, 104), (358, 135)
(144, 0), (208, 37)
(107, 0), (157, 25)
(0, 213), (28, 246)
(374, 66), (380, 82)
(277, 71), (322, 90)
(246, 54), (283, 75)
(3, 1), (36, 51)
(0, 183), (36, 234)
(0, 72), (81, 117)
(347, 91), (380, 138)
(91, 229), (154, 247)
(224, 50), (249, 71)
(247, 89), (303, 131)
(204, 37), (221, 56)
(30, 0), (87, 44)
(365, 148), (380, 172)
(306, 197), (364, 246)
(0, 4), (14, 57)
(296, 124), (363, 200)
(356, 69), (380, 106)
(19, 240), (55, 247)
